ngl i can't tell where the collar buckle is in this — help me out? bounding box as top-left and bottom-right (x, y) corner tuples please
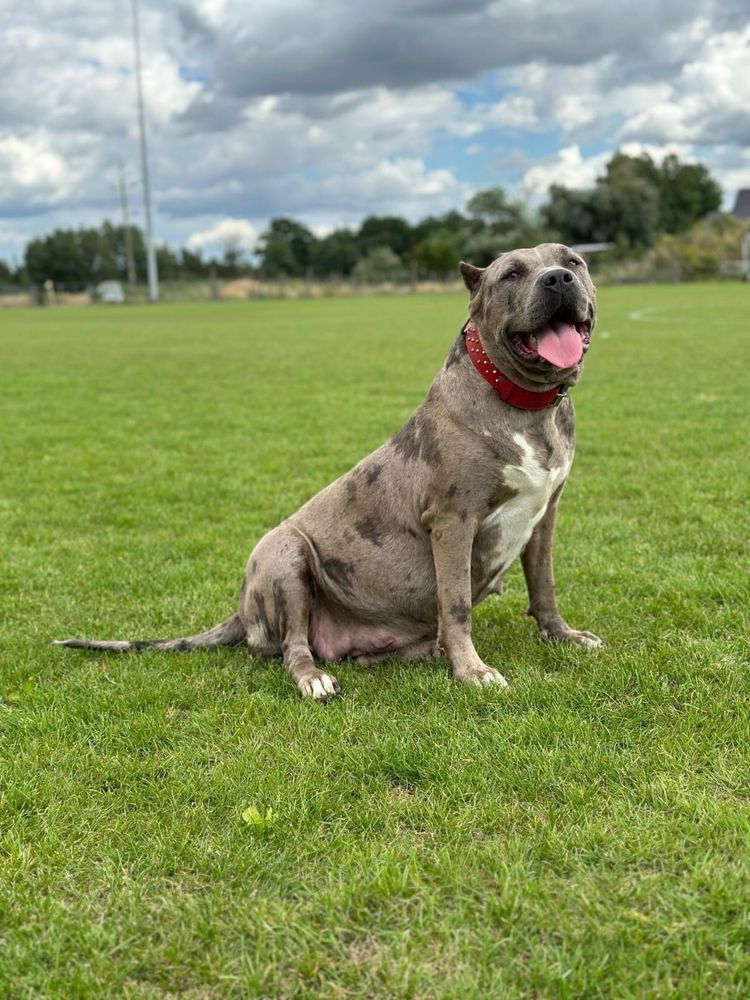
(551, 387), (568, 407)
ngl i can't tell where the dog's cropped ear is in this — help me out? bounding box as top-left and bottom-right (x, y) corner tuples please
(459, 261), (484, 293)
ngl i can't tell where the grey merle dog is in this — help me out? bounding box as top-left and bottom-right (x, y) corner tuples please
(57, 243), (602, 698)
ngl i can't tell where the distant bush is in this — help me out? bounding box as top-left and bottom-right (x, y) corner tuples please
(352, 246), (406, 284)
(652, 214), (746, 280)
(592, 214), (746, 283)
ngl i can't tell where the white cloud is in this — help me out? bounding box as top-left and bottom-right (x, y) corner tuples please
(315, 157), (473, 217)
(486, 94), (538, 129)
(186, 218), (258, 252)
(618, 26), (750, 144)
(191, 0), (228, 29)
(446, 121), (484, 138)
(0, 1), (749, 262)
(0, 133), (92, 208)
(521, 146), (611, 202)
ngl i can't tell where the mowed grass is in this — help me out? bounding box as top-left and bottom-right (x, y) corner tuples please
(1, 284), (749, 998)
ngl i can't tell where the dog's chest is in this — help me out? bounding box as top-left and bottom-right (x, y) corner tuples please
(476, 432), (572, 575)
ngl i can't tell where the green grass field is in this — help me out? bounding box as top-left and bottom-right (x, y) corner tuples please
(2, 285), (749, 997)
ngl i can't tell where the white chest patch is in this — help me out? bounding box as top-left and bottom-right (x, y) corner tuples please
(481, 432), (572, 574)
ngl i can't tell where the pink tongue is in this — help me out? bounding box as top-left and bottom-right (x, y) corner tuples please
(535, 320), (583, 368)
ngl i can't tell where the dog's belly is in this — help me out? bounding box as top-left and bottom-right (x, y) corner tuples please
(309, 604), (430, 662)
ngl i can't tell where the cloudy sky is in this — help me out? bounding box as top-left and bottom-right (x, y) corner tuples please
(1, 0), (749, 263)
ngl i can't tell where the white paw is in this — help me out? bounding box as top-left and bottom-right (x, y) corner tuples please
(574, 632), (603, 650)
(300, 672), (340, 700)
(540, 628), (603, 649)
(458, 665), (509, 689)
(475, 667), (509, 688)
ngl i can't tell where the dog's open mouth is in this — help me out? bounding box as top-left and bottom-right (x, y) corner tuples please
(512, 311), (591, 368)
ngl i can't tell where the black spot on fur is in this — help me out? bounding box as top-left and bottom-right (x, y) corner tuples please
(321, 558), (355, 595)
(487, 483), (517, 509)
(418, 418), (441, 467)
(345, 478), (357, 504)
(449, 600), (470, 625)
(272, 580), (288, 634)
(366, 464), (383, 486)
(392, 414), (441, 466)
(253, 591), (273, 636)
(391, 416), (420, 461)
(297, 565), (317, 601)
(444, 332), (467, 370)
(250, 559), (258, 574)
(555, 396), (575, 442)
(459, 509), (468, 522)
(355, 517), (382, 547)
(131, 640), (157, 651)
(447, 484), (459, 498)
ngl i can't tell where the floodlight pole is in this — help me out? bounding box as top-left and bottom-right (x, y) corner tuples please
(131, 0), (159, 302)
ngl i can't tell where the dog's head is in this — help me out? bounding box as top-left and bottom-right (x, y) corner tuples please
(460, 243), (596, 388)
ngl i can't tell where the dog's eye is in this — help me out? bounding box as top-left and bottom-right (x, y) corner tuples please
(504, 270), (520, 280)
(568, 258), (582, 267)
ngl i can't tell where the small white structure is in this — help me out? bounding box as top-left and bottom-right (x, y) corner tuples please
(95, 280), (126, 304)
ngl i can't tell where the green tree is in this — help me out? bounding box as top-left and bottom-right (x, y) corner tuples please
(541, 185), (600, 245)
(411, 210), (470, 244)
(312, 229), (359, 277)
(465, 187), (543, 263)
(353, 246), (405, 283)
(541, 152), (722, 250)
(0, 260), (19, 285)
(24, 222), (149, 286)
(179, 248), (209, 277)
(357, 216), (413, 260)
(26, 229), (88, 285)
(258, 218), (315, 277)
(657, 154), (722, 234)
(412, 228), (463, 280)
(155, 244), (183, 281)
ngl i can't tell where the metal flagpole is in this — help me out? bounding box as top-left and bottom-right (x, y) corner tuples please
(131, 0), (159, 302)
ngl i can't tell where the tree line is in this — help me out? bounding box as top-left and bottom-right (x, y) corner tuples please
(1, 151), (722, 288)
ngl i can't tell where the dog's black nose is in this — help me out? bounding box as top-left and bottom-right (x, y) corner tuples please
(541, 268), (574, 289)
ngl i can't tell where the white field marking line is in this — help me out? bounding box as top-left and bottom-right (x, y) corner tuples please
(626, 306), (675, 323)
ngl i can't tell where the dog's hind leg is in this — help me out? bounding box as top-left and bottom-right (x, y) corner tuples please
(278, 577), (339, 700)
(241, 527), (340, 700)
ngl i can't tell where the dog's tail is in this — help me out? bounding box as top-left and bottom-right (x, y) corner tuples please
(54, 613), (245, 653)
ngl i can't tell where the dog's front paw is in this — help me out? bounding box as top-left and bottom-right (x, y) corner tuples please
(297, 670), (340, 700)
(540, 626), (603, 649)
(454, 663), (509, 689)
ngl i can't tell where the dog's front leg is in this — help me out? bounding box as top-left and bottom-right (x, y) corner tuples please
(521, 488), (602, 649)
(426, 511), (508, 688)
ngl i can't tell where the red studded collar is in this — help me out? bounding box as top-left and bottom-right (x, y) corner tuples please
(463, 320), (567, 411)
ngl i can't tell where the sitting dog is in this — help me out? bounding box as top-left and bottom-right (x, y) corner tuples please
(57, 243), (602, 698)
